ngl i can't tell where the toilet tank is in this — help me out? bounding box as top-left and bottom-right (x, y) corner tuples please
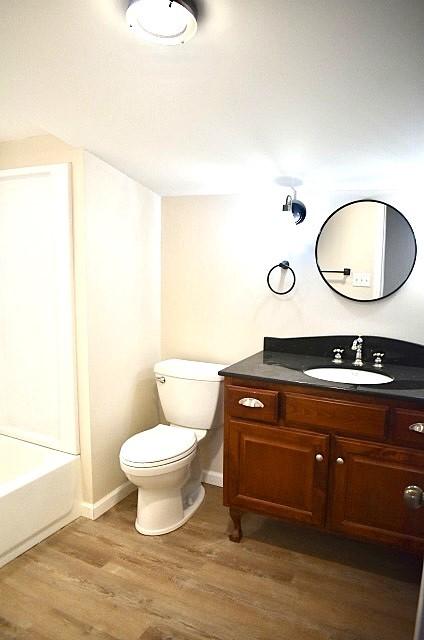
(154, 359), (226, 430)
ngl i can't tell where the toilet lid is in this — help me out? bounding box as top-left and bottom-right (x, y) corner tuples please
(120, 424), (197, 467)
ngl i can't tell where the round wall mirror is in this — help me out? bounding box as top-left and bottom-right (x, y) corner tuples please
(315, 199), (417, 302)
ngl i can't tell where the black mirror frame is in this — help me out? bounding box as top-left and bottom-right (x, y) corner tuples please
(315, 199), (417, 303)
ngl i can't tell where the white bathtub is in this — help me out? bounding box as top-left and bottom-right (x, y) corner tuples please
(0, 435), (81, 568)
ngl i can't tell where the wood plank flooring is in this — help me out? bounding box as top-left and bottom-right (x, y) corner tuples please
(0, 486), (421, 640)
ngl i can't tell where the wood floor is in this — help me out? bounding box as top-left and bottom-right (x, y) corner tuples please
(0, 486), (421, 640)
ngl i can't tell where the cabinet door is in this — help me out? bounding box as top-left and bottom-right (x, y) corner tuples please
(328, 437), (424, 552)
(225, 420), (329, 526)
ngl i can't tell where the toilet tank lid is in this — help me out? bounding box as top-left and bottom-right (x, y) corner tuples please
(154, 359), (226, 382)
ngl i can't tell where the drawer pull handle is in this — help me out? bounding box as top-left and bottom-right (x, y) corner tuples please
(404, 485), (424, 510)
(315, 453), (324, 462)
(238, 397), (265, 409)
(336, 457), (344, 465)
(409, 423), (424, 433)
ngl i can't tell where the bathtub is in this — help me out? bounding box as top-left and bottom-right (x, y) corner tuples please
(0, 435), (81, 568)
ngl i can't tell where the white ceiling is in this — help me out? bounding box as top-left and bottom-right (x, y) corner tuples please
(1, 0), (423, 195)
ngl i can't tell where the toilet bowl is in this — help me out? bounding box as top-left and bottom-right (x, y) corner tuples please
(119, 359), (225, 535)
(120, 424), (202, 535)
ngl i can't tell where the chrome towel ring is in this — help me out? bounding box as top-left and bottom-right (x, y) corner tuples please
(266, 260), (296, 295)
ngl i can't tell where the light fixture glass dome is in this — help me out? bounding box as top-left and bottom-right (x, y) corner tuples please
(126, 0), (198, 46)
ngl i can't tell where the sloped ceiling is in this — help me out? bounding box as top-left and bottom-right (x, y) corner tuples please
(1, 0), (423, 195)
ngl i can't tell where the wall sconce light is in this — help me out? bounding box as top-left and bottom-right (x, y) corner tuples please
(126, 0), (198, 46)
(282, 188), (307, 225)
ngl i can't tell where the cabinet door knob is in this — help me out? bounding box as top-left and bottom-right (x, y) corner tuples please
(238, 397), (265, 409)
(336, 457), (344, 465)
(315, 453), (324, 462)
(403, 485), (424, 510)
(409, 423), (424, 433)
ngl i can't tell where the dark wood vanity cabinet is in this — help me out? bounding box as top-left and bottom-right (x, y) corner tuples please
(223, 378), (424, 553)
(226, 419), (329, 526)
(328, 437), (424, 549)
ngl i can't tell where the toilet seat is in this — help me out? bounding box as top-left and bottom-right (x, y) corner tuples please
(120, 424), (197, 468)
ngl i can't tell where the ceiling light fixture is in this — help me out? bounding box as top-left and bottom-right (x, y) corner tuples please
(126, 0), (198, 46)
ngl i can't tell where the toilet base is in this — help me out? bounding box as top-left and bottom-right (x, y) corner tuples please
(135, 484), (205, 536)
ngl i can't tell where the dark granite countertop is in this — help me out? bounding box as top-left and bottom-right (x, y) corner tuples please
(218, 336), (424, 404)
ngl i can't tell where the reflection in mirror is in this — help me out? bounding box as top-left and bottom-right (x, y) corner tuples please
(316, 200), (417, 302)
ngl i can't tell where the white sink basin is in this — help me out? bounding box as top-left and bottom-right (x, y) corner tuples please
(303, 367), (393, 385)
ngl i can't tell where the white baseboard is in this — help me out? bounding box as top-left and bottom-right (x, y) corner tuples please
(202, 469), (223, 487)
(80, 481), (136, 520)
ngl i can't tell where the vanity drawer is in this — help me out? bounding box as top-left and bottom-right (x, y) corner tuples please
(226, 385), (279, 424)
(284, 393), (388, 439)
(392, 409), (424, 449)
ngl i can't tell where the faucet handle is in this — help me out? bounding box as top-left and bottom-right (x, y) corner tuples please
(372, 352), (385, 369)
(352, 336), (363, 350)
(332, 348), (344, 364)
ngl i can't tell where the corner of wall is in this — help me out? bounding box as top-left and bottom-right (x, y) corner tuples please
(80, 481), (136, 520)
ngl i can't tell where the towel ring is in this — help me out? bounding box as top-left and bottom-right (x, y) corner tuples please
(267, 260), (296, 295)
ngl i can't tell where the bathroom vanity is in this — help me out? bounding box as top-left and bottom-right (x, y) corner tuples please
(220, 336), (424, 553)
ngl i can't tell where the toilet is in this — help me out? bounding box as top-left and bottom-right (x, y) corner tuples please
(119, 359), (225, 535)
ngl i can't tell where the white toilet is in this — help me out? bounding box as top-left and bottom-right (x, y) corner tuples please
(119, 359), (225, 535)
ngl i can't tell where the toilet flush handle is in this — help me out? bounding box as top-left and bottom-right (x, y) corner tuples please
(156, 375), (166, 384)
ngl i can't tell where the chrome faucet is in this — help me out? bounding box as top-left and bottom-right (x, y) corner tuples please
(351, 336), (364, 367)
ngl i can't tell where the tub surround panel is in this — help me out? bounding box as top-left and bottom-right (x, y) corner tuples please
(0, 164), (79, 454)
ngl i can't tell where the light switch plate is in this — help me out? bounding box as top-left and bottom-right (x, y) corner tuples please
(352, 272), (371, 287)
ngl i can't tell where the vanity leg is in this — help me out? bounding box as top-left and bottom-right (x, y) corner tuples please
(229, 508), (243, 542)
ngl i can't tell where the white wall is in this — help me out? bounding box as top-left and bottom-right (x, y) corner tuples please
(84, 152), (161, 503)
(162, 188), (424, 480)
